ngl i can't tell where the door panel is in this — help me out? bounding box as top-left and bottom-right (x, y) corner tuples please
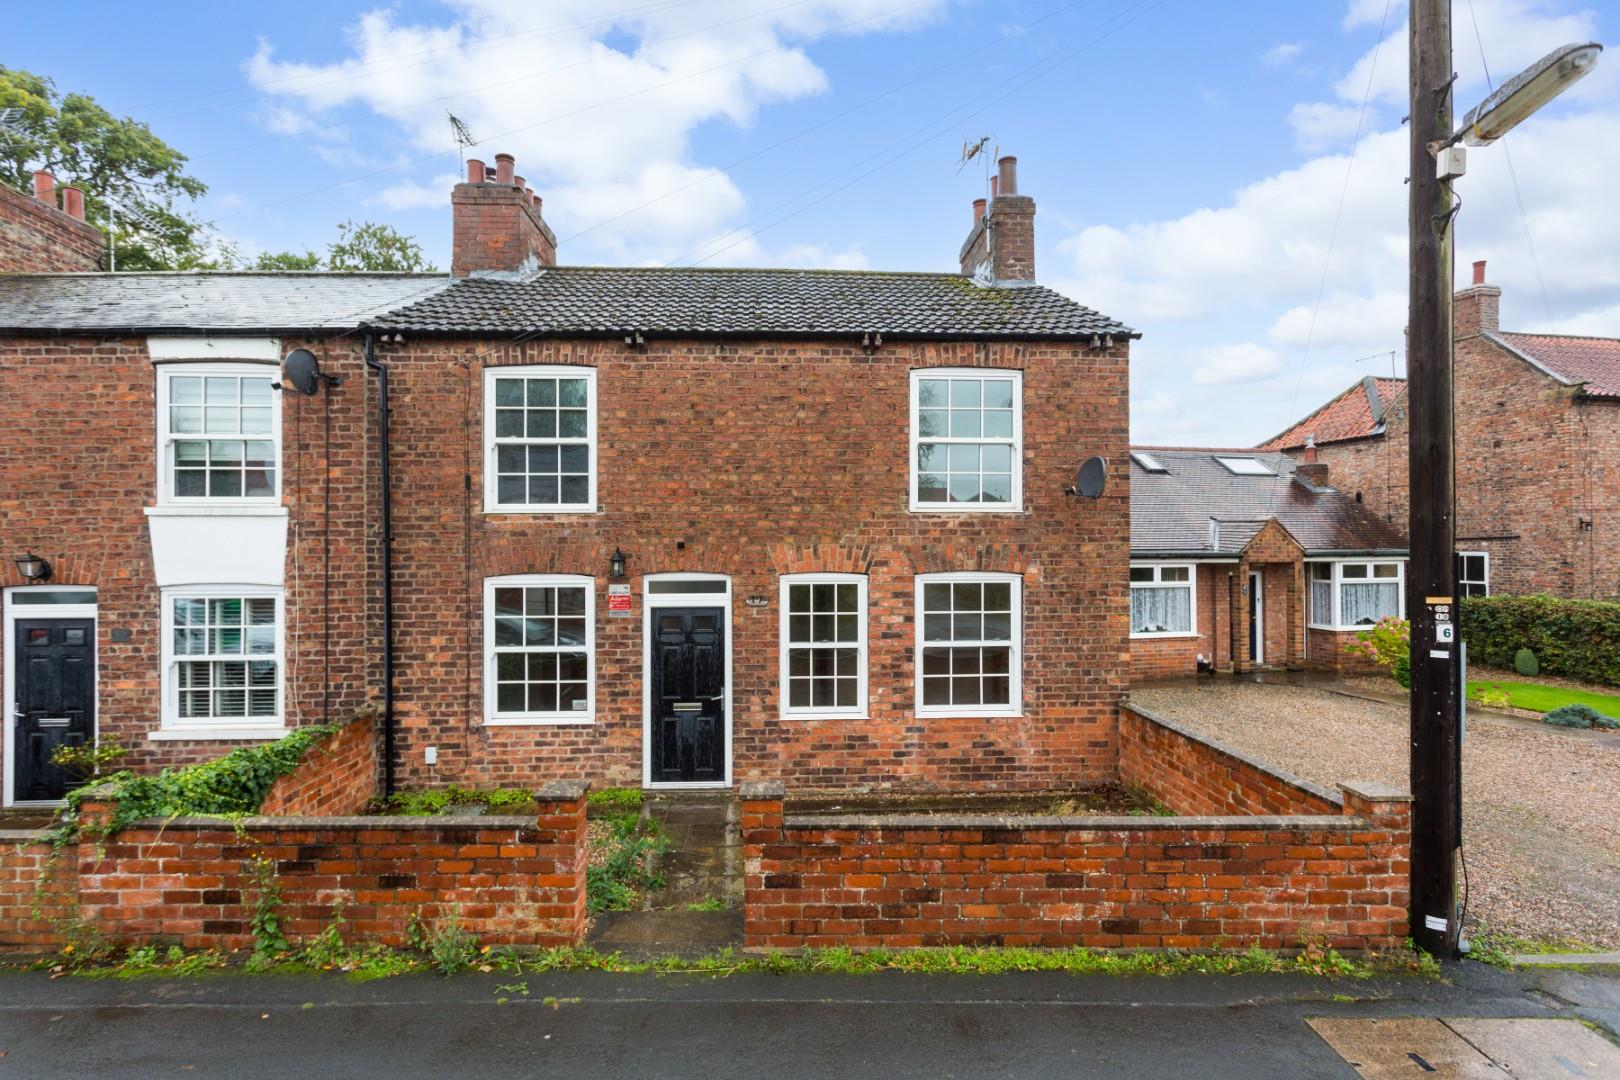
(14, 618), (96, 802)
(650, 607), (725, 784)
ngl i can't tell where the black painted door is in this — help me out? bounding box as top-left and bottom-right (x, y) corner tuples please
(650, 607), (725, 784)
(14, 619), (95, 802)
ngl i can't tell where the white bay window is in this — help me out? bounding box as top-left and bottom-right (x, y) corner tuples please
(1309, 560), (1405, 630)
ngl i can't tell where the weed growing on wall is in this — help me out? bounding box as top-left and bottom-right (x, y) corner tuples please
(587, 813), (668, 913)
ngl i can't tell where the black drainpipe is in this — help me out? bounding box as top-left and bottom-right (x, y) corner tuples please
(365, 334), (396, 796)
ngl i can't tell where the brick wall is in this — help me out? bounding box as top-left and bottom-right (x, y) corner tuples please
(0, 832), (76, 953)
(0, 334), (376, 782)
(1118, 703), (1339, 816)
(1306, 627), (1380, 671)
(378, 334), (1129, 792)
(742, 772), (1411, 952)
(24, 779), (589, 953)
(0, 182), (103, 272)
(1128, 564), (1228, 681)
(259, 709), (380, 817)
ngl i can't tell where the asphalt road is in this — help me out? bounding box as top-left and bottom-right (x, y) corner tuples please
(2, 963), (1614, 1078)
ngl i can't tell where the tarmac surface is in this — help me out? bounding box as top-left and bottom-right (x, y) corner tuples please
(2, 960), (1616, 1078)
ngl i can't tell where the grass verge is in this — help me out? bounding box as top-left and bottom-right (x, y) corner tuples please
(1466, 679), (1620, 716)
(1467, 928), (1610, 969)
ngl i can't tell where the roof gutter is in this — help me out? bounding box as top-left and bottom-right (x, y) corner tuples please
(364, 333), (396, 797)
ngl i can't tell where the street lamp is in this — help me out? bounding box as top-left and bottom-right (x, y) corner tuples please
(1407, 9), (1601, 960)
(1449, 42), (1602, 149)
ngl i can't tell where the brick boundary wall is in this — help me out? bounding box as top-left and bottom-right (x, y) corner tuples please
(259, 709), (381, 817)
(0, 831), (77, 953)
(743, 708), (1411, 951)
(1118, 703), (1342, 817)
(0, 782), (589, 955)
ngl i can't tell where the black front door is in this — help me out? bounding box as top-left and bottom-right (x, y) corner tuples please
(14, 618), (95, 802)
(650, 607), (725, 784)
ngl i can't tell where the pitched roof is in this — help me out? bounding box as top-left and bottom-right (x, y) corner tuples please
(1490, 331), (1620, 398)
(1129, 448), (1406, 557)
(1258, 376), (1405, 451)
(0, 272), (450, 334)
(364, 266), (1137, 340)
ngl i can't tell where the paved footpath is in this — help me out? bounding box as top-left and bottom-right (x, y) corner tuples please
(1, 962), (1617, 1078)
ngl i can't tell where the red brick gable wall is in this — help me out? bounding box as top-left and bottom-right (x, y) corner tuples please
(0, 183), (103, 272)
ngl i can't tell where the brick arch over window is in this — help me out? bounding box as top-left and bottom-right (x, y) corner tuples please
(476, 539), (605, 580)
(906, 544), (1035, 577)
(767, 543), (874, 576)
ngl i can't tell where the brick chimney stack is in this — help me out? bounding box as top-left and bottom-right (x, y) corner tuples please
(1454, 258), (1500, 337)
(451, 153), (557, 277)
(0, 170), (103, 271)
(959, 155), (1036, 285)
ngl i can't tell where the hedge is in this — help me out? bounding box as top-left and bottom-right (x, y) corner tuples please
(1460, 594), (1620, 688)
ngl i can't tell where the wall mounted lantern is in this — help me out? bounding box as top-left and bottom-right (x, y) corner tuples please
(609, 547), (629, 580)
(15, 552), (51, 582)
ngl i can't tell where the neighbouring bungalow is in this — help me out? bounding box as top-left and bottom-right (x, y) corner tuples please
(1126, 447), (1407, 681)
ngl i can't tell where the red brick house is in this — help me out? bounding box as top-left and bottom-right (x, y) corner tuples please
(1263, 261), (1620, 600)
(1126, 448), (1406, 681)
(0, 153), (1137, 805)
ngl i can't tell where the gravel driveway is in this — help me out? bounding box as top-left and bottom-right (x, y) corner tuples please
(1130, 681), (1620, 948)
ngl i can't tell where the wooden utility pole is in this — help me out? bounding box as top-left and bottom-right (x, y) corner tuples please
(1407, 0), (1462, 958)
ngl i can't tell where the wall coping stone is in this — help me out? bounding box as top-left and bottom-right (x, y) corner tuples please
(1122, 701), (1345, 809)
(1339, 780), (1413, 802)
(784, 813), (1369, 832)
(117, 814), (544, 831)
(536, 779), (590, 801)
(0, 829), (53, 843)
(740, 781), (785, 799)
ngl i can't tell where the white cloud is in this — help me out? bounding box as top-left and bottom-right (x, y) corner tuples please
(1057, 0), (1620, 446)
(1343, 0), (1402, 31)
(1287, 101), (1369, 148)
(1262, 41), (1305, 67)
(1193, 343), (1283, 385)
(244, 0), (948, 263)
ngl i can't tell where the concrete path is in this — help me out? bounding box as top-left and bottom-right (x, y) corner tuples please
(1, 963), (1615, 1078)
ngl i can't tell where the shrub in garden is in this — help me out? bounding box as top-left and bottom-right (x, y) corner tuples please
(1460, 595), (1620, 687)
(1513, 647), (1540, 677)
(1542, 703), (1620, 730)
(1345, 617), (1410, 687)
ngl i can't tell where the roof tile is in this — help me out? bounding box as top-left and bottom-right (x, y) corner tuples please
(1493, 332), (1620, 397)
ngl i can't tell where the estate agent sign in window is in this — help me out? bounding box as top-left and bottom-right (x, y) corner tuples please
(910, 369), (1022, 511)
(485, 367), (597, 513)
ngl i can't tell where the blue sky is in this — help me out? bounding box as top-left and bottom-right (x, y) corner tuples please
(11, 0), (1619, 446)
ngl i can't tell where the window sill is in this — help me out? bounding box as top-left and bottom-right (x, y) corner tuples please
(916, 708), (1022, 719)
(145, 505), (288, 518)
(484, 716), (595, 727)
(908, 505), (1024, 515)
(149, 726), (288, 742)
(483, 505), (599, 516)
(1130, 631), (1199, 640)
(781, 711), (870, 722)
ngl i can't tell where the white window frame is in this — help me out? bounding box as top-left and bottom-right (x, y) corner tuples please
(1128, 562), (1198, 639)
(1306, 559), (1406, 631)
(483, 574), (596, 725)
(914, 571), (1022, 718)
(1459, 551), (1490, 598)
(778, 573), (868, 720)
(483, 366), (598, 514)
(155, 362), (282, 507)
(908, 368), (1023, 513)
(158, 585), (286, 739)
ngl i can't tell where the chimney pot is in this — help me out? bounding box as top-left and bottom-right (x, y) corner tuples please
(989, 175), (998, 200)
(971, 197), (986, 226)
(31, 171), (55, 204)
(514, 175), (526, 192)
(465, 159), (485, 184)
(61, 186), (85, 221)
(997, 155), (1017, 195)
(1303, 434), (1319, 464)
(494, 154), (515, 185)
(1472, 259), (1486, 285)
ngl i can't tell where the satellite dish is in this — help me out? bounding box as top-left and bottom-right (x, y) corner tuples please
(1075, 456), (1107, 499)
(282, 349), (323, 395)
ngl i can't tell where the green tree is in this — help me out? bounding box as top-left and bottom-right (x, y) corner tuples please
(0, 66), (225, 270)
(326, 220), (436, 272)
(253, 221), (436, 272)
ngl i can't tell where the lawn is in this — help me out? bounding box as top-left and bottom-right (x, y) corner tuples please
(1467, 679), (1620, 717)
